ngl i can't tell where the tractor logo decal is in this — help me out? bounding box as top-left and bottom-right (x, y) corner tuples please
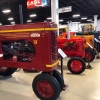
(31, 33), (40, 37)
(33, 40), (38, 44)
(64, 41), (77, 51)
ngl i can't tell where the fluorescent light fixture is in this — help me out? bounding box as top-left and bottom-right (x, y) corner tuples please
(0, 23), (2, 25)
(2, 9), (11, 13)
(44, 20), (47, 22)
(81, 17), (87, 20)
(72, 22), (80, 23)
(47, 17), (52, 20)
(27, 20), (32, 22)
(87, 19), (92, 21)
(11, 22), (15, 25)
(29, 14), (37, 17)
(59, 19), (63, 22)
(73, 14), (80, 17)
(8, 17), (13, 21)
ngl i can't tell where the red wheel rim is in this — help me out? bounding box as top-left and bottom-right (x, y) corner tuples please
(0, 67), (7, 72)
(85, 51), (92, 61)
(70, 60), (82, 72)
(36, 80), (54, 98)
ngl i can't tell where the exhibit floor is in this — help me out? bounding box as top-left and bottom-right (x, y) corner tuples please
(0, 58), (100, 100)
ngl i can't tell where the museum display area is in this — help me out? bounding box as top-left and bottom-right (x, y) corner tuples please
(0, 0), (100, 100)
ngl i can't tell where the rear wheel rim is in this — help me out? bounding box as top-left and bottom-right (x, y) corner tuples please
(36, 80), (54, 98)
(85, 51), (92, 61)
(70, 60), (82, 72)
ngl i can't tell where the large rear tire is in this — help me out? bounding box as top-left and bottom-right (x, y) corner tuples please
(67, 57), (86, 74)
(53, 70), (64, 92)
(84, 48), (95, 62)
(0, 67), (17, 76)
(32, 74), (60, 100)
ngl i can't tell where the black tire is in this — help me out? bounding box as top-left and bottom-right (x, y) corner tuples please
(0, 67), (17, 76)
(83, 48), (95, 62)
(67, 57), (86, 74)
(32, 74), (60, 100)
(53, 70), (64, 91)
(23, 69), (39, 73)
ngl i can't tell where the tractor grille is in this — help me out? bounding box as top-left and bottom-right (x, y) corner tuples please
(51, 31), (57, 60)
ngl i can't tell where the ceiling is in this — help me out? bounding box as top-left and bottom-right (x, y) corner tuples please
(0, 0), (100, 25)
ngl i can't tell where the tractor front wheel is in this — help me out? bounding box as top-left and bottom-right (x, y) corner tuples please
(67, 57), (86, 74)
(32, 74), (60, 100)
(0, 67), (17, 76)
(84, 48), (95, 62)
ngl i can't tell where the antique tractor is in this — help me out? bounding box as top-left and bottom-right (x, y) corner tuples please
(0, 22), (66, 100)
(77, 31), (100, 52)
(58, 32), (96, 62)
(58, 37), (86, 74)
(71, 35), (96, 62)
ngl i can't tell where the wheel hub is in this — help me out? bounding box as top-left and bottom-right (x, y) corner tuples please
(36, 81), (54, 98)
(70, 60), (82, 72)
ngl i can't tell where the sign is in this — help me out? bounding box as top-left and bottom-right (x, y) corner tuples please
(94, 38), (100, 43)
(86, 42), (93, 49)
(58, 48), (67, 58)
(27, 0), (49, 9)
(58, 6), (72, 13)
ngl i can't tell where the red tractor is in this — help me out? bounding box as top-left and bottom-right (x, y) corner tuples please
(58, 37), (86, 74)
(0, 22), (66, 100)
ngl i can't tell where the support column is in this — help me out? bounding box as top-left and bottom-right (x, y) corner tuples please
(68, 21), (71, 39)
(94, 15), (98, 31)
(51, 0), (59, 35)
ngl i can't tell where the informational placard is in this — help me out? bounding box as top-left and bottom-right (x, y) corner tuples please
(86, 42), (93, 49)
(58, 48), (67, 58)
(58, 6), (72, 13)
(27, 0), (49, 9)
(94, 38), (100, 43)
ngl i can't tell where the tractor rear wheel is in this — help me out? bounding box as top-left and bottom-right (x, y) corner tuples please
(0, 67), (17, 76)
(84, 48), (95, 62)
(67, 57), (86, 74)
(53, 70), (64, 92)
(23, 69), (39, 73)
(32, 74), (60, 100)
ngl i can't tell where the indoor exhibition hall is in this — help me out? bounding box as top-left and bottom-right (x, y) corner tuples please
(0, 0), (100, 100)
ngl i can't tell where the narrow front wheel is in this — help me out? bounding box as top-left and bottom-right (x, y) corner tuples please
(67, 57), (86, 74)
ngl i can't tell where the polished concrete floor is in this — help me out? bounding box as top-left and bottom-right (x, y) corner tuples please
(0, 58), (100, 100)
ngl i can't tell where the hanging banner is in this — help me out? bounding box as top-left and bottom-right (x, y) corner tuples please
(27, 0), (49, 9)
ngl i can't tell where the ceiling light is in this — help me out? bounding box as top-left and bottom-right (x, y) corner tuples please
(8, 17), (13, 21)
(2, 9), (11, 13)
(11, 22), (15, 25)
(81, 17), (87, 20)
(27, 20), (32, 22)
(87, 19), (92, 21)
(29, 14), (37, 17)
(73, 14), (80, 17)
(44, 20), (47, 22)
(47, 17), (52, 20)
(0, 23), (2, 25)
(78, 22), (80, 23)
(59, 19), (63, 22)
